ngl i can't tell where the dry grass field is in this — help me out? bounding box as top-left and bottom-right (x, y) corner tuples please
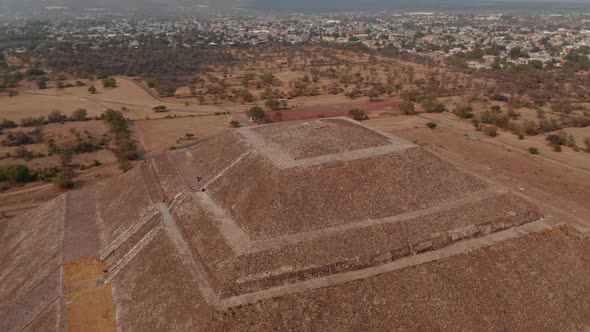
(365, 114), (590, 228)
(134, 115), (231, 153)
(0, 93), (104, 121)
(0, 121), (117, 169)
(172, 46), (484, 106)
(0, 76), (221, 122)
(0, 149), (117, 170)
(367, 112), (590, 170)
(1, 46), (588, 225)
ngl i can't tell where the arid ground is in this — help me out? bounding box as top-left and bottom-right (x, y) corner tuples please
(1, 47), (589, 225)
(365, 113), (590, 233)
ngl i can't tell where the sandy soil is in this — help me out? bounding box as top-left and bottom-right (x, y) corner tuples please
(135, 115), (231, 153)
(63, 257), (116, 332)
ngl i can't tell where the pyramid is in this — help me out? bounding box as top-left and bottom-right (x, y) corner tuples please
(2, 117), (590, 331)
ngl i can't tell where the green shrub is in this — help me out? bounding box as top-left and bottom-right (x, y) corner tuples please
(0, 119), (17, 130)
(265, 98), (281, 110)
(528, 147), (540, 155)
(157, 86), (176, 97)
(54, 169), (75, 188)
(0, 164), (30, 182)
(35, 167), (60, 181)
(20, 116), (46, 127)
(453, 105), (474, 119)
(2, 131), (34, 147)
(400, 89), (423, 102)
(13, 146), (36, 160)
(71, 109), (88, 121)
(480, 111), (510, 129)
(103, 110), (139, 161)
(546, 132), (570, 147)
(426, 122), (437, 129)
(48, 110), (67, 123)
(484, 126), (498, 137)
(522, 120), (539, 136)
(229, 120), (242, 128)
(491, 94), (509, 102)
(399, 101), (416, 115)
(349, 108), (367, 121)
(538, 119), (561, 133)
(119, 160), (133, 173)
(36, 77), (48, 89)
(247, 106), (265, 120)
(102, 77), (117, 88)
(422, 99), (446, 113)
(75, 142), (100, 154)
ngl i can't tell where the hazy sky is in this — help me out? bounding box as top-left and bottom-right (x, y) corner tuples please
(247, 0), (590, 11)
(2, 0), (590, 15)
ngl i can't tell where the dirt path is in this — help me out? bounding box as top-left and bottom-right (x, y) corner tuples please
(0, 183), (53, 198)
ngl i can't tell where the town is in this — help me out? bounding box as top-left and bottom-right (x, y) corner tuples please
(3, 11), (590, 70)
(2, 5), (590, 331)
